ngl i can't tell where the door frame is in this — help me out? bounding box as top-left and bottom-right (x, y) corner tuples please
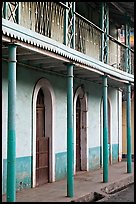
(32, 78), (55, 187)
(74, 86), (88, 173)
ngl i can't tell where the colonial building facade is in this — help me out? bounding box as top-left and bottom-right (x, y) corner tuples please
(2, 2), (134, 201)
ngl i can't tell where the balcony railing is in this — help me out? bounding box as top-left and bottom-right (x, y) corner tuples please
(2, 2), (134, 75)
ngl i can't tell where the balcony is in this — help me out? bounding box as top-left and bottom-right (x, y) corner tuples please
(2, 2), (134, 75)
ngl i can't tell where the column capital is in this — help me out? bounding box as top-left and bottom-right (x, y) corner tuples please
(64, 62), (75, 66)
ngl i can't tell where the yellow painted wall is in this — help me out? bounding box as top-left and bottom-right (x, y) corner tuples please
(122, 98), (134, 155)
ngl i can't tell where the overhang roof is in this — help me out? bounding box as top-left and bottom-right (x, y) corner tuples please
(86, 2), (134, 28)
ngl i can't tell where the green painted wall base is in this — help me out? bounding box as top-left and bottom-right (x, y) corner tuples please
(3, 156), (32, 194)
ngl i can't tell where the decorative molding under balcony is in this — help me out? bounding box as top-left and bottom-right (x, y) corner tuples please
(2, 18), (134, 84)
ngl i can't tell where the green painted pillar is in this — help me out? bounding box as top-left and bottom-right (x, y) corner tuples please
(67, 63), (74, 197)
(126, 84), (132, 173)
(7, 44), (17, 202)
(103, 75), (108, 183)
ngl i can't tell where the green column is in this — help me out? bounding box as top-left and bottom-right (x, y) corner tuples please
(103, 75), (108, 183)
(67, 63), (74, 197)
(126, 84), (132, 173)
(7, 44), (17, 202)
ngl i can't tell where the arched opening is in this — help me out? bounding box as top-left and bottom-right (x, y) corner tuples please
(76, 96), (81, 171)
(74, 86), (88, 173)
(36, 88), (49, 186)
(32, 78), (55, 187)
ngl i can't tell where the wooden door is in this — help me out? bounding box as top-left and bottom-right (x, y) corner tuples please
(36, 89), (49, 186)
(76, 96), (81, 171)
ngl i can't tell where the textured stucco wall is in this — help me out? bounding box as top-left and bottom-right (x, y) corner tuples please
(2, 61), (67, 193)
(2, 61), (121, 192)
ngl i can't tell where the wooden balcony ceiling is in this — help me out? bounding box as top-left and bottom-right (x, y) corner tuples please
(109, 2), (134, 26)
(2, 42), (128, 89)
(86, 2), (134, 27)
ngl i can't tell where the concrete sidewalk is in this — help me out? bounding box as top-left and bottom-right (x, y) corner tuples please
(2, 161), (134, 202)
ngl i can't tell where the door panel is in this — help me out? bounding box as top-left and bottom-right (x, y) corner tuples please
(76, 97), (81, 171)
(36, 134), (49, 186)
(36, 89), (49, 186)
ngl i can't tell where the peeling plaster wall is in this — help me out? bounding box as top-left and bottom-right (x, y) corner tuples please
(2, 61), (121, 192)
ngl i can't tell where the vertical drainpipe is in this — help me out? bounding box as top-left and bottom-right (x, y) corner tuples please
(7, 44), (17, 202)
(67, 63), (74, 197)
(126, 83), (132, 173)
(103, 75), (108, 183)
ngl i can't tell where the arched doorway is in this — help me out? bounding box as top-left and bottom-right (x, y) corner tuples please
(74, 86), (88, 173)
(76, 96), (81, 171)
(32, 78), (55, 187)
(36, 88), (49, 186)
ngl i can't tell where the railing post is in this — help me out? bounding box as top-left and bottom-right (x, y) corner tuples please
(99, 2), (104, 62)
(102, 75), (108, 183)
(67, 63), (74, 197)
(126, 83), (132, 173)
(16, 2), (21, 24)
(64, 2), (68, 46)
(7, 44), (17, 202)
(72, 2), (75, 49)
(125, 17), (131, 73)
(3, 2), (8, 19)
(67, 2), (75, 49)
(100, 2), (109, 63)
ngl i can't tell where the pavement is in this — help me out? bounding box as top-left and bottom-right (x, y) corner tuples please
(2, 161), (134, 202)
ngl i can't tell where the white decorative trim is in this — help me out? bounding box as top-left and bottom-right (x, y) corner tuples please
(32, 78), (55, 187)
